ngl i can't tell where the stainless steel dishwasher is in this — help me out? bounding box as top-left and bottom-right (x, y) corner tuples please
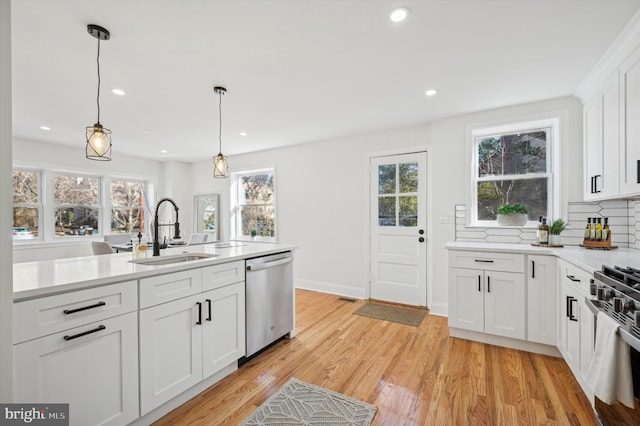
(245, 251), (294, 358)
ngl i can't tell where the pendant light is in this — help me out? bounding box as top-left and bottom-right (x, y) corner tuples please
(85, 24), (112, 161)
(213, 86), (229, 178)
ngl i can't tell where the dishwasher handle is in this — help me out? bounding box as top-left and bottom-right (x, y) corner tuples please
(246, 256), (293, 272)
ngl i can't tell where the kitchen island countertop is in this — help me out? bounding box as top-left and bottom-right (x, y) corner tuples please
(13, 242), (296, 301)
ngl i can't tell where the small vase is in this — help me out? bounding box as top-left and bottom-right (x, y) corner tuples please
(549, 234), (562, 246)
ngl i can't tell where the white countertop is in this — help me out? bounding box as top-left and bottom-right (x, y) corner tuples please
(445, 241), (640, 273)
(13, 242), (296, 301)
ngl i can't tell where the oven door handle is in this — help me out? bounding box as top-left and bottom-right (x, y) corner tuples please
(585, 297), (640, 352)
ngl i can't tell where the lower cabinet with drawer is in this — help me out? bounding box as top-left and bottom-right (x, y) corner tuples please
(13, 284), (139, 426)
(139, 263), (246, 415)
(448, 251), (526, 339)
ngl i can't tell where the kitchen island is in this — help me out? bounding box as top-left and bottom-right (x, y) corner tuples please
(12, 242), (296, 426)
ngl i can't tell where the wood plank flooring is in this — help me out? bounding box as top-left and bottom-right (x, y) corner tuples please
(154, 289), (595, 425)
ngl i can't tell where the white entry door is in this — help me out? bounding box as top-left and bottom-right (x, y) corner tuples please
(370, 152), (427, 306)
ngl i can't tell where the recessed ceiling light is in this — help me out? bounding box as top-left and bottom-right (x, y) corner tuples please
(39, 126), (51, 131)
(425, 89), (438, 97)
(240, 132), (247, 136)
(160, 149), (168, 154)
(111, 88), (126, 96)
(390, 7), (410, 23)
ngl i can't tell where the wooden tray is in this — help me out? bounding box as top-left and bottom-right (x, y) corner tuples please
(579, 244), (618, 250)
(531, 243), (564, 248)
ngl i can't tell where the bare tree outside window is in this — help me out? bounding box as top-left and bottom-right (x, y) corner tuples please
(111, 180), (145, 234)
(476, 129), (549, 222)
(12, 170), (40, 239)
(236, 171), (275, 237)
(54, 174), (100, 237)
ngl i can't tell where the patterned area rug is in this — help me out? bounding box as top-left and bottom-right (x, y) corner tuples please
(353, 302), (427, 326)
(240, 378), (377, 425)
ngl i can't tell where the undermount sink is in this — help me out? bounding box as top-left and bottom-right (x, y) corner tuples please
(129, 253), (218, 266)
(213, 242), (246, 248)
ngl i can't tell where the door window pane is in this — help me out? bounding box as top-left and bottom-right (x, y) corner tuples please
(378, 196), (396, 226)
(399, 163), (418, 193)
(399, 196), (418, 227)
(378, 165), (396, 194)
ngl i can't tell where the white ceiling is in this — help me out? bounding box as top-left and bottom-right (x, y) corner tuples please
(11, 0), (640, 162)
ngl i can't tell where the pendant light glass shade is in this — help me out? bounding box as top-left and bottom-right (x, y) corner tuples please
(86, 24), (112, 161)
(213, 153), (228, 178)
(86, 122), (112, 160)
(212, 86), (229, 179)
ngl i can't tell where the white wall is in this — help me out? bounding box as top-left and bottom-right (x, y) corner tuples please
(12, 137), (167, 262)
(189, 96), (582, 316)
(0, 0), (13, 401)
(191, 125), (433, 301)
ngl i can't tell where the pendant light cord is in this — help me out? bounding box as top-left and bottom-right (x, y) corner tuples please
(96, 38), (101, 124)
(218, 90), (223, 154)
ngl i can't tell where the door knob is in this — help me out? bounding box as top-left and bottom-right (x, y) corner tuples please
(418, 237), (425, 243)
(418, 229), (424, 235)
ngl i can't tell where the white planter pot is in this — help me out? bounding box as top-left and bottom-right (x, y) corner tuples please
(496, 213), (528, 226)
(549, 234), (562, 246)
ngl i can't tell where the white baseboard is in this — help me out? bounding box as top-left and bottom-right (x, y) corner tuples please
(427, 302), (447, 317)
(296, 279), (365, 300)
(449, 327), (561, 357)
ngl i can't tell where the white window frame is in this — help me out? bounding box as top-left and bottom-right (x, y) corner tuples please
(230, 167), (277, 242)
(12, 166), (154, 245)
(469, 118), (560, 227)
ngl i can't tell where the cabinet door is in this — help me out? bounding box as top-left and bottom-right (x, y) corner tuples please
(620, 44), (640, 195)
(560, 281), (581, 369)
(202, 282), (246, 378)
(14, 312), (139, 426)
(447, 268), (484, 332)
(484, 271), (525, 339)
(139, 294), (203, 415)
(584, 71), (620, 200)
(527, 255), (557, 345)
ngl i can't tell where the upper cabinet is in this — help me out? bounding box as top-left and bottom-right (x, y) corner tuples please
(620, 45), (640, 196)
(583, 71), (619, 200)
(582, 37), (640, 200)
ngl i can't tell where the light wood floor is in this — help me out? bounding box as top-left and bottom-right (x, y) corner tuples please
(154, 289), (595, 425)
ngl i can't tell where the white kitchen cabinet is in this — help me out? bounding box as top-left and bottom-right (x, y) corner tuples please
(557, 259), (594, 399)
(448, 251), (525, 340)
(526, 255), (557, 345)
(139, 267), (246, 415)
(583, 70), (620, 200)
(202, 282), (245, 378)
(14, 312), (139, 426)
(619, 44), (640, 196)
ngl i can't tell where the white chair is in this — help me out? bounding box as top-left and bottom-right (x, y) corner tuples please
(188, 233), (208, 245)
(104, 234), (132, 245)
(92, 241), (114, 255)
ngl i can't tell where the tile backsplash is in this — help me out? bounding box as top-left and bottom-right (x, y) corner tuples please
(455, 200), (640, 250)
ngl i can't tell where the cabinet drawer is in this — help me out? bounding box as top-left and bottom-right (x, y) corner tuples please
(558, 260), (592, 296)
(448, 250), (525, 273)
(139, 269), (202, 309)
(14, 281), (137, 344)
(202, 260), (245, 291)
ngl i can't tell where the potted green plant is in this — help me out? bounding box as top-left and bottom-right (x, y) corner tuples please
(549, 218), (567, 245)
(496, 203), (528, 226)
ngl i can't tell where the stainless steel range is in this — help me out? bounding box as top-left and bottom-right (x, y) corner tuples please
(589, 265), (640, 425)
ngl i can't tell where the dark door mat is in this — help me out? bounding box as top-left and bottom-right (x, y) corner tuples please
(353, 302), (427, 326)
